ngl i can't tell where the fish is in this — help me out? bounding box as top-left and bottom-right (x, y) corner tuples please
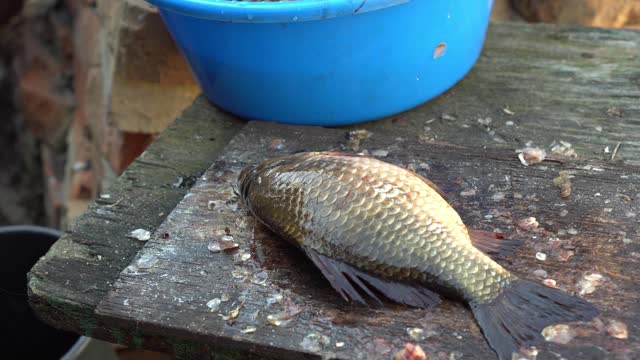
(237, 151), (598, 359)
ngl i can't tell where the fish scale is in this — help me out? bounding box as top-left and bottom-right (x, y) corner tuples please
(240, 152), (511, 302)
(238, 151), (598, 360)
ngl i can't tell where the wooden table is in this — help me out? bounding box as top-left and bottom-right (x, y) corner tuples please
(29, 21), (639, 359)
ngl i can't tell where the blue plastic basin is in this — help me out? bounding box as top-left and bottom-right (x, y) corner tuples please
(147, 0), (494, 126)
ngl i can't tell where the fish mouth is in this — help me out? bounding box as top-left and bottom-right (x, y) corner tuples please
(237, 164), (257, 205)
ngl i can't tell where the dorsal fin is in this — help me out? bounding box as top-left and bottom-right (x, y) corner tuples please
(412, 172), (448, 200)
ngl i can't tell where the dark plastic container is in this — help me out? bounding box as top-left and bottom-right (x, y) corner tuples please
(0, 225), (80, 358)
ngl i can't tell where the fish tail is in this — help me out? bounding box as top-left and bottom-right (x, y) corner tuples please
(470, 279), (598, 360)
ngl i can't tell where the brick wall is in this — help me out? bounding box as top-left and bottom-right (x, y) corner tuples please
(10, 0), (200, 227)
(511, 0), (640, 29)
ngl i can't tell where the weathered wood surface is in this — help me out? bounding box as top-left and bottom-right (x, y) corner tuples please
(97, 120), (639, 359)
(28, 99), (244, 344)
(28, 21), (640, 359)
(345, 22), (640, 164)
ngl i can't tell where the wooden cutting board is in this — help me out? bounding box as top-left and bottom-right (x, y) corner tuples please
(96, 120), (639, 359)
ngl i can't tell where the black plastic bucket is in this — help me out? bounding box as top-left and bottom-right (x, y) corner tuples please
(0, 225), (81, 358)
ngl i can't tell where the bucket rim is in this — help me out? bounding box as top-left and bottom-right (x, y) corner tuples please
(0, 225), (63, 238)
(145, 0), (411, 23)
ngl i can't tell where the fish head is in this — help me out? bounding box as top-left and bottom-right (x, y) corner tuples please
(237, 152), (354, 206)
(237, 163), (258, 207)
(237, 155), (300, 206)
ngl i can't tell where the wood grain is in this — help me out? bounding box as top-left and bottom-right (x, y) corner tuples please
(97, 121), (639, 359)
(27, 98), (244, 340)
(346, 22), (640, 164)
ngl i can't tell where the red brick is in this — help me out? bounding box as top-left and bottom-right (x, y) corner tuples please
(512, 0), (640, 28)
(41, 144), (66, 227)
(50, 10), (74, 67)
(64, 0), (96, 16)
(17, 67), (73, 145)
(70, 169), (94, 199)
(62, 110), (97, 227)
(22, 0), (57, 17)
(491, 0), (518, 21)
(15, 25), (74, 146)
(69, 4), (107, 198)
(68, 112), (96, 199)
(20, 26), (63, 72)
(72, 6), (101, 129)
(106, 129), (155, 175)
(73, 6), (100, 77)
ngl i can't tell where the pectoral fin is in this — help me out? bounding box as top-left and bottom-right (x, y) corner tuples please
(303, 247), (441, 309)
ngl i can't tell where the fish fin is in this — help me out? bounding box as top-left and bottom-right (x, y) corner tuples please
(468, 228), (521, 257)
(302, 247), (368, 305)
(470, 279), (598, 360)
(352, 269), (442, 309)
(412, 173), (448, 200)
(303, 248), (441, 309)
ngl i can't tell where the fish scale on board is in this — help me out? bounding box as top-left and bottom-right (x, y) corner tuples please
(238, 151), (599, 360)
